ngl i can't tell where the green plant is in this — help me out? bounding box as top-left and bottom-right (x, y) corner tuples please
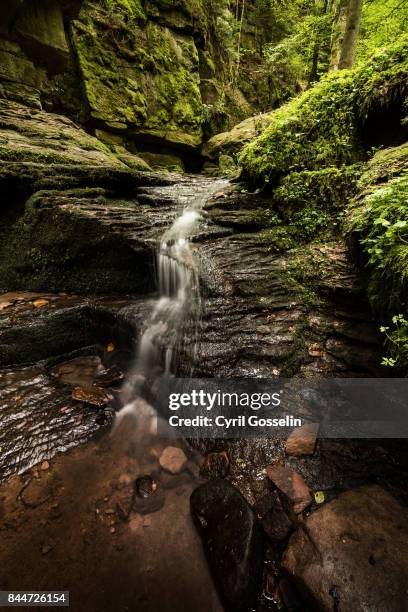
(380, 314), (408, 368)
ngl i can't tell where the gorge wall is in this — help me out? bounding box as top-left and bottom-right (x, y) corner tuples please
(0, 0), (275, 171)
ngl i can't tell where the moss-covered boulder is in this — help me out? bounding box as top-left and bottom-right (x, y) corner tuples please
(239, 38), (408, 186)
(202, 112), (273, 163)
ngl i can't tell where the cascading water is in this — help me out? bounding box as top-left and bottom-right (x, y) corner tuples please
(117, 178), (227, 425)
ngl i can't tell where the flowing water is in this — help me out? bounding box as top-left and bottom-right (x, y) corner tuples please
(118, 178), (228, 422)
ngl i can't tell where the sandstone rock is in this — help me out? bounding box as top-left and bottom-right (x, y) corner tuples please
(286, 423), (319, 457)
(282, 485), (408, 612)
(72, 386), (111, 408)
(159, 446), (188, 475)
(190, 479), (264, 612)
(266, 464), (312, 514)
(13, 0), (70, 73)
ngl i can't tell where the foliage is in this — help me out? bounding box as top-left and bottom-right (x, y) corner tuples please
(239, 70), (360, 184)
(240, 37), (408, 185)
(380, 314), (408, 369)
(348, 171), (408, 314)
(356, 0), (408, 65)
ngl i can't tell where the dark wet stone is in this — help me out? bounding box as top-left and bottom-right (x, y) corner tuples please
(132, 486), (165, 515)
(254, 492), (293, 543)
(190, 479), (264, 612)
(266, 464), (312, 514)
(94, 365), (124, 387)
(200, 451), (230, 479)
(135, 475), (157, 499)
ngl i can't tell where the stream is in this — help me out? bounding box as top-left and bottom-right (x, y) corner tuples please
(1, 175), (407, 612)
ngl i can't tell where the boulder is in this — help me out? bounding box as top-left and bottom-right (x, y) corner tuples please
(254, 491), (293, 543)
(190, 479), (264, 612)
(282, 485), (408, 611)
(202, 112), (273, 162)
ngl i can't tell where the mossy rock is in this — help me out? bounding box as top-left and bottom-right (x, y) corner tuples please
(202, 112), (273, 161)
(346, 147), (408, 316)
(72, 0), (203, 150)
(137, 151), (184, 172)
(240, 38), (408, 187)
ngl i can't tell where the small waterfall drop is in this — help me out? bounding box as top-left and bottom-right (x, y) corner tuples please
(117, 178), (227, 423)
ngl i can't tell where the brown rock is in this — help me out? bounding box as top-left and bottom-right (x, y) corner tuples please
(286, 423), (319, 457)
(159, 446), (188, 475)
(72, 386), (111, 407)
(40, 460), (50, 471)
(282, 485), (408, 612)
(266, 464), (311, 514)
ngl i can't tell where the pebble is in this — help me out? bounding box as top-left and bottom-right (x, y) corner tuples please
(159, 446), (188, 475)
(40, 461), (50, 471)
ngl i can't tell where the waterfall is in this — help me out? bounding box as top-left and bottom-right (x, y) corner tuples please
(116, 179), (227, 422)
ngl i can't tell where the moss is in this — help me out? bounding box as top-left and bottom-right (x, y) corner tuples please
(240, 38), (408, 187)
(239, 70), (360, 185)
(0, 192), (154, 294)
(72, 1), (203, 147)
(275, 165), (362, 219)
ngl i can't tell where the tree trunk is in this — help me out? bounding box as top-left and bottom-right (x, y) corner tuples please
(330, 0), (348, 70)
(338, 0), (363, 69)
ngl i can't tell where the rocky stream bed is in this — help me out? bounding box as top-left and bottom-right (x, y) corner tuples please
(1, 175), (408, 611)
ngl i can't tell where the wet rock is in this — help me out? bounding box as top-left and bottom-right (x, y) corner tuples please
(159, 446), (188, 475)
(266, 464), (311, 514)
(282, 485), (408, 612)
(72, 386), (112, 408)
(254, 492), (293, 543)
(286, 423), (319, 457)
(132, 486), (165, 516)
(160, 471), (192, 490)
(52, 356), (102, 387)
(94, 365), (124, 387)
(135, 476), (157, 499)
(190, 479), (264, 612)
(200, 451), (230, 479)
(32, 299), (49, 309)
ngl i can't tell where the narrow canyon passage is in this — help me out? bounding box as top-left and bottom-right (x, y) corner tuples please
(1, 176), (406, 612)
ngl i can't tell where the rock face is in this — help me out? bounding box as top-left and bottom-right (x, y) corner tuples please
(190, 479), (264, 612)
(282, 485), (408, 612)
(0, 0), (280, 164)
